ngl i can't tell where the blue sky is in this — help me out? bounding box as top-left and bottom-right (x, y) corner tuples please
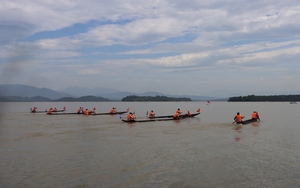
(1, 0), (299, 97)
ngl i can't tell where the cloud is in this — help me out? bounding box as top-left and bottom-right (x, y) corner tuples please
(1, 0), (300, 95)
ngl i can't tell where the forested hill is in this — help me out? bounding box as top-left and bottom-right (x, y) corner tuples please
(122, 95), (192, 102)
(228, 94), (300, 102)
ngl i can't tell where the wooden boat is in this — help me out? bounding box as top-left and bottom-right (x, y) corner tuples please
(30, 110), (46, 113)
(122, 117), (181, 123)
(122, 112), (200, 123)
(91, 111), (128, 115)
(241, 118), (258, 125)
(47, 112), (82, 115)
(148, 112), (200, 119)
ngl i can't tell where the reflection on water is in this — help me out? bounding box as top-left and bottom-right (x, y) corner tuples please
(1, 102), (300, 187)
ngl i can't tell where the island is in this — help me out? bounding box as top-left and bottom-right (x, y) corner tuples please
(228, 94), (300, 102)
(121, 95), (192, 102)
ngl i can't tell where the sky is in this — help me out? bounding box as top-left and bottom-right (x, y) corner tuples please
(1, 0), (300, 97)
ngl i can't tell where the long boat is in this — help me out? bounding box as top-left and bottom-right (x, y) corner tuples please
(148, 112), (200, 119)
(47, 112), (82, 115)
(122, 112), (200, 123)
(240, 118), (259, 125)
(90, 111), (128, 115)
(147, 108), (200, 119)
(121, 117), (181, 123)
(30, 110), (46, 113)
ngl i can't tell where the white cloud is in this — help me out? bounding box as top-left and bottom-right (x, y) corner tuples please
(1, 0), (300, 95)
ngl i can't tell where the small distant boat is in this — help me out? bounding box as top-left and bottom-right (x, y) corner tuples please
(290, 101), (297, 104)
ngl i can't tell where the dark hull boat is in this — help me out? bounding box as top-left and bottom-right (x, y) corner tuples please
(122, 112), (200, 123)
(91, 111), (128, 115)
(241, 118), (258, 125)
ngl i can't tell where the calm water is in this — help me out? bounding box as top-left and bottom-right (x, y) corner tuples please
(1, 102), (299, 188)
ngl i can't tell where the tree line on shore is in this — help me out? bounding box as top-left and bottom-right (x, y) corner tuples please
(228, 94), (300, 102)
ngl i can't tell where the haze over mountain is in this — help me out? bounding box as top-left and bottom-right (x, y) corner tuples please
(1, 84), (298, 101)
(0, 84), (73, 100)
(1, 84), (222, 101)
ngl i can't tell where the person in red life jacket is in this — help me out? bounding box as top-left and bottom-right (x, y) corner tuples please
(84, 109), (89, 115)
(77, 107), (82, 114)
(252, 111), (260, 121)
(110, 107), (116, 114)
(176, 108), (181, 115)
(31, 107), (37, 113)
(234, 112), (243, 123)
(148, 110), (155, 118)
(187, 110), (192, 116)
(52, 107), (57, 112)
(127, 112), (134, 121)
(47, 108), (53, 114)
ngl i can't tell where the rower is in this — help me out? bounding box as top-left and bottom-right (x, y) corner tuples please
(84, 109), (89, 115)
(47, 108), (53, 114)
(148, 110), (155, 118)
(127, 112), (134, 121)
(31, 107), (37, 113)
(252, 111), (260, 121)
(174, 110), (180, 119)
(234, 112), (243, 123)
(52, 107), (57, 112)
(110, 107), (116, 114)
(77, 107), (82, 114)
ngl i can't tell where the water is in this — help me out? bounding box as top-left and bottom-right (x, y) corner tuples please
(1, 102), (300, 187)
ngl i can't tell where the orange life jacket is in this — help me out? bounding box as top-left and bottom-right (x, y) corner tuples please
(47, 109), (52, 114)
(52, 108), (57, 112)
(84, 109), (89, 115)
(252, 112), (258, 119)
(77, 108), (82, 113)
(174, 112), (180, 118)
(110, 108), (115, 113)
(149, 111), (154, 117)
(127, 114), (133, 121)
(235, 114), (242, 122)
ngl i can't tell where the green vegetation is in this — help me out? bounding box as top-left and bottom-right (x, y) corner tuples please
(122, 95), (192, 102)
(228, 94), (300, 102)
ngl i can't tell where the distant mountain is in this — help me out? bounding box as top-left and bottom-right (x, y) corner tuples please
(60, 87), (121, 97)
(0, 84), (228, 101)
(0, 84), (73, 100)
(0, 96), (51, 102)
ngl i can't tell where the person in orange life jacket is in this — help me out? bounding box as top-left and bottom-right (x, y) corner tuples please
(84, 109), (89, 115)
(176, 108), (181, 114)
(31, 107), (37, 113)
(127, 112), (134, 121)
(110, 107), (116, 114)
(77, 107), (82, 114)
(52, 107), (57, 112)
(187, 110), (192, 116)
(234, 112), (243, 123)
(148, 110), (155, 118)
(47, 108), (53, 114)
(252, 111), (260, 120)
(174, 111), (181, 119)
